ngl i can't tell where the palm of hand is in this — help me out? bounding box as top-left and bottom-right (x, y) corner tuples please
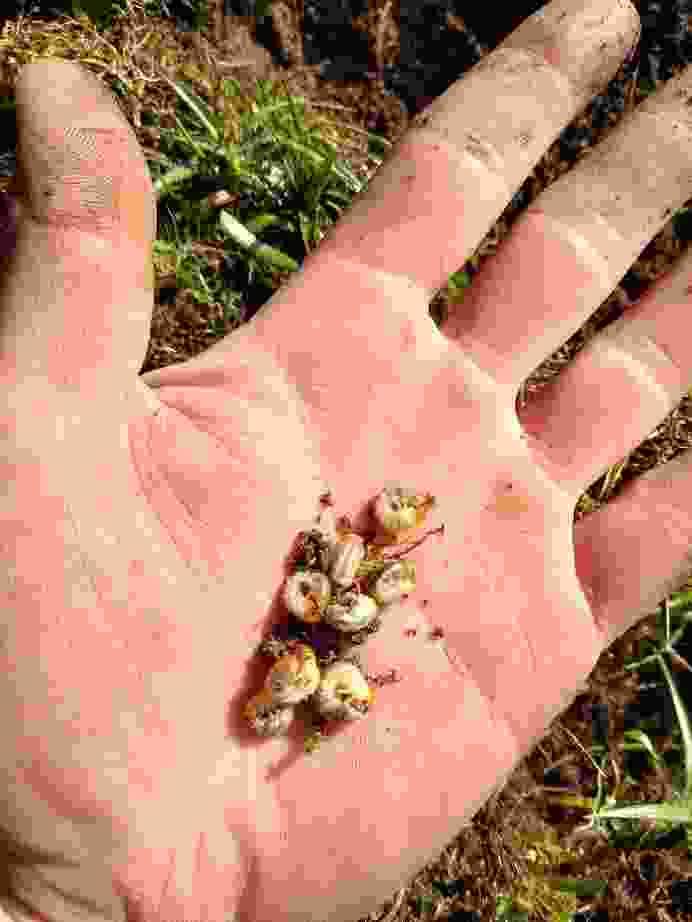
(5, 230), (592, 922)
(3, 3), (691, 920)
(130, 262), (598, 922)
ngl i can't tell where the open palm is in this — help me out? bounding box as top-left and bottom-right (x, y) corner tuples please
(2, 2), (691, 920)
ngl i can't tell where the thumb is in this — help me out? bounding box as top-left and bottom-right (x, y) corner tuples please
(0, 58), (156, 394)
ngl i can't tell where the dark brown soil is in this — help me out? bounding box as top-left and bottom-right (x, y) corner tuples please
(1, 1), (692, 919)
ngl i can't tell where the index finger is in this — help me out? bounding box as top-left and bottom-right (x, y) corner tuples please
(309, 0), (640, 296)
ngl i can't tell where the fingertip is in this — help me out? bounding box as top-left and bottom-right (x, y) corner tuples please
(12, 56), (155, 242)
(16, 56), (124, 122)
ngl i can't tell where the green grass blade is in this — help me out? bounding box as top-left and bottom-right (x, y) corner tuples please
(253, 243), (299, 272)
(153, 165), (198, 200)
(657, 654), (692, 799)
(163, 77), (220, 144)
(595, 801), (691, 823)
(669, 588), (692, 614)
(546, 879), (608, 897)
(219, 210), (299, 272)
(622, 729), (662, 767)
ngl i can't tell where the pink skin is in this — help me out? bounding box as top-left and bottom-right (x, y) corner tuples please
(2, 3), (692, 920)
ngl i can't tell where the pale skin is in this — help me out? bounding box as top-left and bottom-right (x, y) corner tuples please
(4, 0), (692, 918)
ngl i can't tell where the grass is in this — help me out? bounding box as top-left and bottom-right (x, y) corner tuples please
(1, 2), (692, 918)
(147, 68), (387, 332)
(24, 0), (213, 31)
(489, 593), (692, 920)
(503, 608), (692, 920)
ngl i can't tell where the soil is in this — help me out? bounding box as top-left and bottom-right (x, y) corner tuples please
(1, 1), (692, 920)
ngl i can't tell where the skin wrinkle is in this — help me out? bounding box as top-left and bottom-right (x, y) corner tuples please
(156, 849), (176, 922)
(517, 417), (580, 508)
(14, 869), (112, 922)
(470, 45), (577, 109)
(9, 500), (116, 827)
(20, 135), (116, 231)
(535, 209), (623, 291)
(1, 792), (92, 885)
(592, 330), (682, 412)
(63, 499), (109, 639)
(475, 568), (542, 748)
(476, 483), (539, 712)
(198, 832), (212, 922)
(129, 401), (264, 581)
(36, 878), (106, 918)
(627, 482), (692, 609)
(461, 131), (504, 176)
(153, 392), (269, 462)
(156, 401), (229, 457)
(418, 623), (541, 758)
(608, 303), (687, 379)
(418, 73), (566, 186)
(127, 408), (202, 577)
(542, 73), (692, 233)
(482, 473), (601, 733)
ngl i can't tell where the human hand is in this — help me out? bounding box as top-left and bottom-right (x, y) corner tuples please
(3, 0), (692, 919)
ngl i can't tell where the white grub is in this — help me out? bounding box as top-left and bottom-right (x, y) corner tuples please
(244, 688), (295, 737)
(372, 485), (436, 536)
(282, 570), (331, 622)
(323, 590), (379, 633)
(371, 560), (417, 606)
(264, 644), (321, 705)
(329, 532), (366, 587)
(313, 661), (375, 722)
